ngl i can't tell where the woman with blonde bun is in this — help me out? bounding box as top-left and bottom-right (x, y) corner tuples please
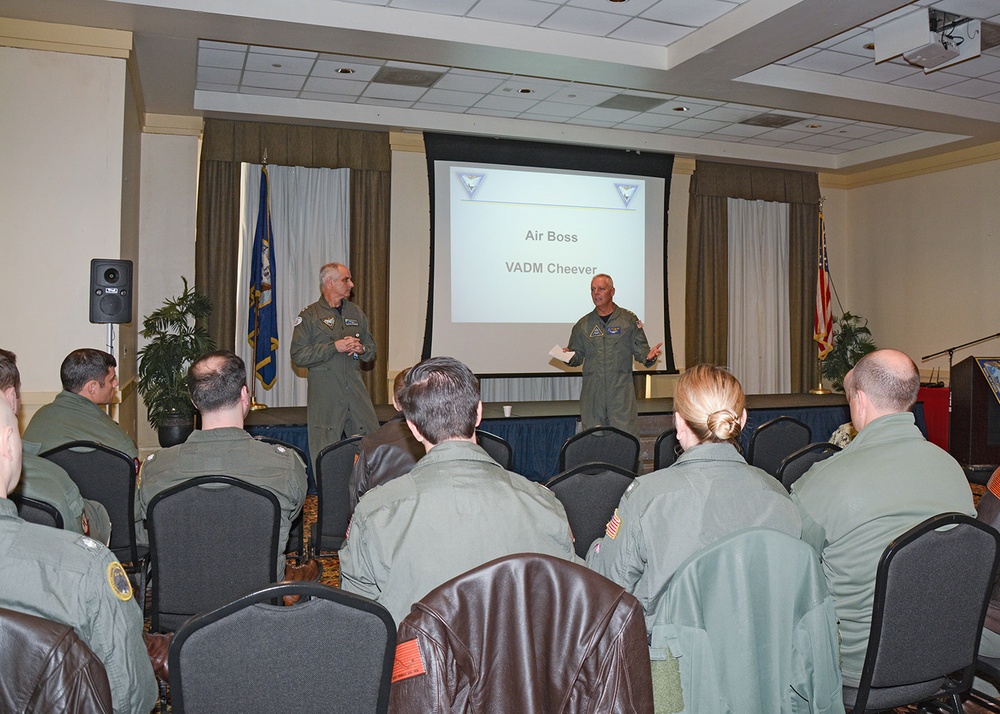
(586, 364), (801, 629)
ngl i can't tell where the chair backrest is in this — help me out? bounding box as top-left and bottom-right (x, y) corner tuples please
(314, 435), (363, 552)
(475, 429), (512, 470)
(8, 493), (64, 529)
(546, 462), (636, 559)
(0, 606), (113, 713)
(747, 416), (812, 478)
(653, 528), (843, 714)
(559, 426), (639, 472)
(653, 428), (681, 470)
(40, 441), (139, 564)
(390, 553), (652, 713)
(170, 582), (395, 714)
(147, 476), (281, 633)
(848, 513), (1000, 713)
(776, 441), (841, 491)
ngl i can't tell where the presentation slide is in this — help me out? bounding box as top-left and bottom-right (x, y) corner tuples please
(429, 158), (667, 375)
(450, 165), (645, 324)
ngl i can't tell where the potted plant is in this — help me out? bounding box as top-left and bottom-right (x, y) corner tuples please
(821, 312), (877, 393)
(137, 278), (215, 446)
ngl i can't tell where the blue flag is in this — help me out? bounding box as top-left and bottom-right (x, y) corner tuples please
(248, 166), (278, 389)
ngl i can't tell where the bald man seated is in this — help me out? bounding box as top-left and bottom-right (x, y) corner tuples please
(791, 348), (976, 687)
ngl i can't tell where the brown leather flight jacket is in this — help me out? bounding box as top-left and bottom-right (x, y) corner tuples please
(0, 607), (114, 713)
(389, 553), (654, 713)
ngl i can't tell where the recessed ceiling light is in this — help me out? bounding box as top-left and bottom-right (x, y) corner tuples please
(608, 0), (629, 3)
(518, 88), (534, 94)
(335, 67), (355, 75)
(863, 42), (875, 51)
(672, 106), (690, 112)
(806, 123), (821, 128)
(272, 63), (282, 68)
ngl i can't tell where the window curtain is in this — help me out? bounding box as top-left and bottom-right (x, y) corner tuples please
(686, 162), (820, 393)
(235, 164), (351, 408)
(727, 198), (790, 394)
(196, 120), (391, 404)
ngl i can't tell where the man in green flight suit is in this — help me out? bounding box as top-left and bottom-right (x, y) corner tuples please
(0, 395), (157, 714)
(566, 274), (662, 438)
(0, 349), (111, 544)
(291, 262), (379, 468)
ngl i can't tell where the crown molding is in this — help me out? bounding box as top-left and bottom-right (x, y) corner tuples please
(0, 17), (131, 59)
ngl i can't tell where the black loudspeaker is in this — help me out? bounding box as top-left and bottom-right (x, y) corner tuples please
(89, 259), (133, 324)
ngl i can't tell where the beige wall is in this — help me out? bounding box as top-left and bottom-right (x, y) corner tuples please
(825, 158), (1000, 382)
(0, 46), (128, 428)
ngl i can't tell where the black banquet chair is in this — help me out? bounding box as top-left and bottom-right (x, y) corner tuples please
(843, 512), (1000, 713)
(475, 429), (512, 470)
(40, 441), (147, 580)
(653, 428), (681, 470)
(311, 435), (362, 557)
(169, 582), (396, 714)
(8, 493), (64, 529)
(776, 442), (841, 491)
(546, 463), (636, 559)
(147, 476), (281, 633)
(559, 426), (639, 473)
(747, 416), (812, 479)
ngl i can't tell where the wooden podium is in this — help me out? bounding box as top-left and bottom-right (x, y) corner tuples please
(949, 356), (1000, 467)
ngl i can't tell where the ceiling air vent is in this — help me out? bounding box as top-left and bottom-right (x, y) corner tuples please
(371, 66), (444, 87)
(739, 113), (801, 128)
(597, 94), (668, 112)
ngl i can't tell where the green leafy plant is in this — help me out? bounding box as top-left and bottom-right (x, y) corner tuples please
(136, 278), (215, 428)
(821, 312), (877, 392)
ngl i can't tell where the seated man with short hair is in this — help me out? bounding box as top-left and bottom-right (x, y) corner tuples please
(348, 367), (423, 511)
(0, 348), (111, 544)
(139, 350), (314, 580)
(0, 396), (157, 714)
(339, 356), (579, 626)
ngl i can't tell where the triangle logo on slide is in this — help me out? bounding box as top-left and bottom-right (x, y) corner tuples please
(615, 183), (638, 208)
(458, 173), (486, 199)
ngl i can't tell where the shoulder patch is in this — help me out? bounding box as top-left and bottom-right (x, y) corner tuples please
(623, 480), (639, 497)
(392, 639), (426, 683)
(293, 315), (303, 326)
(274, 445), (287, 454)
(74, 535), (103, 553)
(605, 508), (622, 539)
(107, 561), (134, 602)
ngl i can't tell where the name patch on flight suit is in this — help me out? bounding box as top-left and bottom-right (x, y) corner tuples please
(589, 325), (604, 338)
(344, 319), (359, 327)
(391, 639), (427, 682)
(608, 326), (622, 335)
(107, 561), (134, 602)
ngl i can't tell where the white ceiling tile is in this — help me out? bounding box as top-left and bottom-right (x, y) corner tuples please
(844, 61), (919, 82)
(818, 27), (864, 49)
(384, 59), (450, 73)
(241, 71), (305, 91)
(241, 87), (302, 98)
(567, 0), (661, 16)
(980, 91), (1000, 102)
(520, 100), (587, 117)
(519, 111), (572, 122)
(892, 69), (968, 89)
(420, 88), (484, 106)
(790, 133), (847, 147)
(362, 83), (429, 101)
(790, 50), (870, 74)
(245, 52), (315, 75)
(697, 106), (762, 123)
(199, 48), (246, 70)
(200, 40), (244, 51)
(641, 0), (739, 27)
(608, 19), (695, 45)
(613, 123), (662, 133)
(466, 107), (522, 118)
(672, 95), (724, 107)
(546, 85), (619, 105)
(938, 78), (1000, 97)
(621, 112), (686, 128)
(303, 76), (367, 96)
(196, 67), (241, 86)
(657, 127), (709, 137)
(777, 48), (819, 65)
(813, 146), (847, 154)
(575, 106), (640, 121)
(866, 6), (926, 28)
(300, 92), (360, 102)
(356, 96), (416, 108)
(474, 94), (540, 112)
(540, 6), (629, 36)
(565, 117), (617, 127)
(492, 77), (567, 101)
(434, 72), (506, 93)
(412, 102), (470, 113)
(706, 134), (746, 143)
(865, 129), (916, 142)
(828, 30), (875, 58)
(317, 54), (385, 67)
(931, 0), (1000, 19)
(388, 0), (478, 15)
(821, 124), (884, 139)
(647, 99), (714, 116)
(712, 123), (771, 137)
(672, 117), (730, 132)
(939, 54), (1000, 78)
(196, 83), (240, 93)
(754, 128), (814, 142)
(249, 46), (317, 59)
(468, 0), (558, 25)
(834, 138), (879, 150)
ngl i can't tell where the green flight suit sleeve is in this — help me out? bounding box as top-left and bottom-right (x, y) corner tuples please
(338, 513), (384, 603)
(585, 485), (648, 598)
(566, 320), (586, 368)
(290, 308), (338, 368)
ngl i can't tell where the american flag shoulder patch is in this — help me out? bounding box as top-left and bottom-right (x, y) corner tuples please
(606, 509), (622, 539)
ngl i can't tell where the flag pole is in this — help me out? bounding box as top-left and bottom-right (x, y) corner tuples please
(810, 196), (831, 395)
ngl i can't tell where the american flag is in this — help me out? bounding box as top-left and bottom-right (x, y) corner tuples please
(813, 211), (833, 359)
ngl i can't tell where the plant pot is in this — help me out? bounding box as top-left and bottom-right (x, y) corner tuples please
(158, 414), (194, 447)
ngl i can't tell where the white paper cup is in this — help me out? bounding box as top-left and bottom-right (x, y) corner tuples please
(503, 405), (513, 417)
